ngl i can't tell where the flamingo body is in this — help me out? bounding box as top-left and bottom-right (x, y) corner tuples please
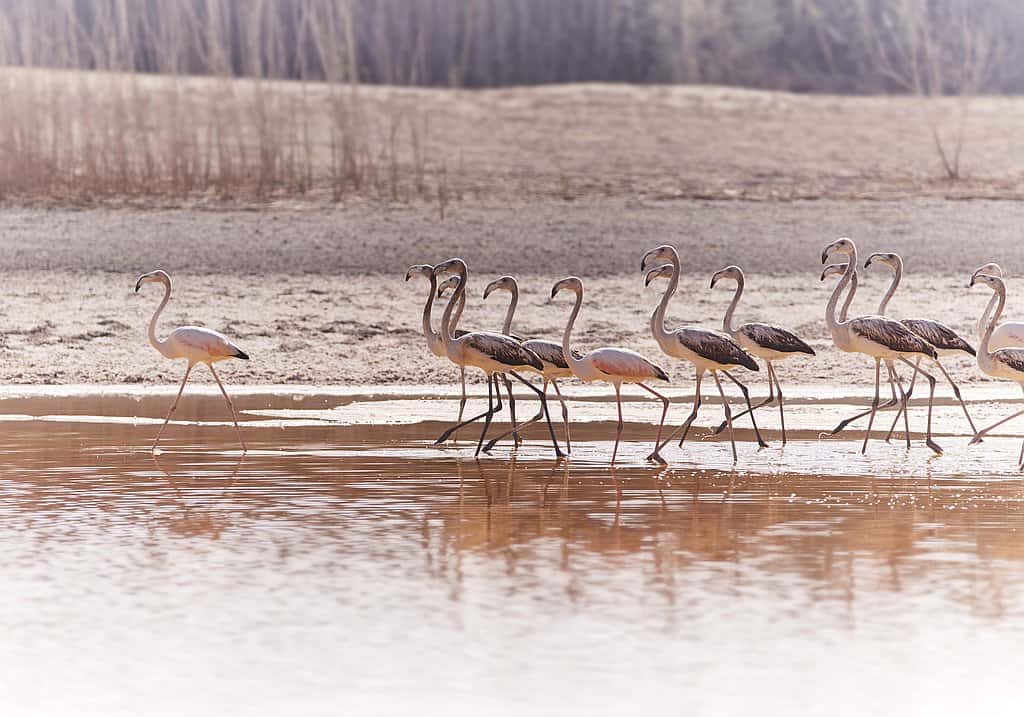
(162, 326), (249, 364)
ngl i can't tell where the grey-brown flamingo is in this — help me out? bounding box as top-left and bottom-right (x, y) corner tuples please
(969, 271), (1024, 468)
(551, 276), (670, 464)
(437, 274), (523, 448)
(821, 238), (942, 455)
(863, 251), (977, 439)
(708, 265), (816, 445)
(406, 265), (470, 436)
(820, 262), (905, 438)
(479, 276), (576, 454)
(640, 245), (765, 463)
(432, 259), (564, 458)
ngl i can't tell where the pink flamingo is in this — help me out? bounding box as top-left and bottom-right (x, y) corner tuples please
(135, 270), (249, 452)
(551, 276), (670, 464)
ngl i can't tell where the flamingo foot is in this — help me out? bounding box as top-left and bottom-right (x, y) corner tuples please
(927, 439), (944, 455)
(647, 451), (667, 465)
(969, 434), (984, 446)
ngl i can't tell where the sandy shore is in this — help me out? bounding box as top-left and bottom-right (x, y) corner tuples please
(0, 198), (1011, 387)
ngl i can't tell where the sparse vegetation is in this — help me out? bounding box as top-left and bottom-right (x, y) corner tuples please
(0, 0), (1019, 200)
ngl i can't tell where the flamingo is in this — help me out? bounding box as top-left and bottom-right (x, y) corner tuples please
(969, 271), (1024, 467)
(863, 251), (977, 439)
(820, 238), (942, 455)
(478, 275), (577, 454)
(820, 262), (907, 437)
(971, 263), (1024, 348)
(708, 265), (815, 445)
(134, 270), (249, 452)
(551, 276), (670, 463)
(432, 259), (564, 458)
(435, 274), (523, 447)
(640, 245), (766, 463)
(405, 265), (470, 435)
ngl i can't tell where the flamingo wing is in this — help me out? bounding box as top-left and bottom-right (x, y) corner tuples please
(675, 328), (758, 370)
(994, 348), (1024, 374)
(464, 332), (543, 370)
(901, 318), (974, 356)
(590, 347), (669, 381)
(740, 322), (815, 355)
(850, 316), (936, 359)
(169, 326), (249, 360)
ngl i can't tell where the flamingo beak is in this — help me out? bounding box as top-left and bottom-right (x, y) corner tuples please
(969, 277), (977, 288)
(134, 278), (143, 292)
(820, 249), (831, 265)
(863, 257), (873, 268)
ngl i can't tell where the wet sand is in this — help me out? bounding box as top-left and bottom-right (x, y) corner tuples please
(1, 388), (1023, 715)
(0, 199), (1020, 386)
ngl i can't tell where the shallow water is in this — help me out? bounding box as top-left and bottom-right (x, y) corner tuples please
(2, 387), (1024, 715)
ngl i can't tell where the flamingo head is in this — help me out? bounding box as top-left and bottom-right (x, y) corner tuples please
(820, 263), (848, 282)
(709, 265), (743, 289)
(821, 237), (855, 264)
(643, 264), (673, 287)
(404, 264), (433, 283)
(483, 275), (518, 300)
(135, 270), (171, 293)
(551, 277), (583, 300)
(972, 262), (1003, 282)
(864, 252), (901, 272)
(970, 273), (1004, 292)
(640, 244), (678, 272)
(436, 276), (461, 299)
(433, 258), (467, 278)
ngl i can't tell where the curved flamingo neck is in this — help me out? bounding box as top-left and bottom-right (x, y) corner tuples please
(440, 265), (467, 347)
(651, 252), (680, 347)
(877, 258), (903, 315)
(561, 287), (585, 373)
(980, 283), (1006, 364)
(722, 273), (744, 334)
(420, 272), (441, 350)
(840, 268), (858, 322)
(826, 251), (856, 338)
(501, 282), (518, 335)
(148, 280), (173, 359)
(979, 291), (998, 341)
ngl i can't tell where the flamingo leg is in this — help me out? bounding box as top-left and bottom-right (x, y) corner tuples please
(884, 358), (914, 442)
(611, 382), (624, 464)
(509, 371), (564, 459)
(770, 364), (787, 445)
(712, 365), (774, 436)
(722, 370), (767, 448)
(897, 357), (942, 455)
(885, 361), (911, 449)
(638, 382), (670, 465)
(832, 365), (899, 435)
(475, 375), (498, 456)
(654, 369), (703, 453)
(435, 375), (504, 444)
(209, 363), (247, 453)
(971, 409), (1024, 444)
(550, 379), (572, 454)
(861, 358), (882, 454)
(452, 366), (467, 442)
(503, 376), (522, 447)
(154, 363), (193, 451)
(713, 372), (738, 462)
(935, 358), (977, 435)
(888, 364), (913, 448)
